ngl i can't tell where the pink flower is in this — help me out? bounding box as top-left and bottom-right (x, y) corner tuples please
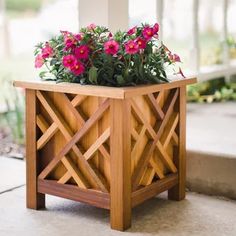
(64, 36), (77, 50)
(173, 54), (181, 62)
(127, 26), (137, 35)
(104, 40), (119, 55)
(62, 55), (77, 68)
(75, 45), (89, 59)
(35, 54), (44, 68)
(74, 33), (83, 41)
(153, 23), (159, 34)
(136, 37), (146, 49)
(125, 40), (139, 54)
(71, 61), (85, 76)
(169, 53), (181, 62)
(142, 26), (154, 40)
(87, 23), (96, 30)
(42, 43), (53, 59)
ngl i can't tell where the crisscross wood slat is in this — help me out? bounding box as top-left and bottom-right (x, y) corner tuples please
(131, 89), (179, 190)
(36, 91), (110, 192)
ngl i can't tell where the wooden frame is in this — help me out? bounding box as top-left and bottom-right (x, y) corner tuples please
(14, 77), (196, 231)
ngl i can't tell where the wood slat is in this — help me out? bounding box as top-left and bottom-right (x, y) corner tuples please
(58, 171), (71, 184)
(83, 128), (110, 160)
(38, 179), (110, 209)
(132, 173), (178, 208)
(145, 93), (164, 120)
(37, 122), (58, 150)
(161, 113), (179, 149)
(61, 156), (89, 189)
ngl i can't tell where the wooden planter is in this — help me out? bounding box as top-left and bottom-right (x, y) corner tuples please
(14, 77), (196, 231)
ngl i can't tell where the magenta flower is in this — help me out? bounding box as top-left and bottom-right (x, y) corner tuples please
(35, 54), (44, 68)
(104, 40), (119, 55)
(62, 55), (77, 68)
(142, 26), (154, 40)
(127, 26), (137, 35)
(64, 36), (77, 50)
(153, 23), (159, 34)
(71, 61), (85, 76)
(136, 37), (146, 49)
(125, 40), (139, 54)
(75, 45), (89, 59)
(42, 43), (54, 59)
(74, 33), (83, 41)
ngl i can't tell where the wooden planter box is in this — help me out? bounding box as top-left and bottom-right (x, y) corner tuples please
(14, 77), (196, 231)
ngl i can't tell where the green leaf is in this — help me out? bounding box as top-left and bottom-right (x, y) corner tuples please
(116, 75), (125, 85)
(50, 58), (57, 66)
(88, 66), (98, 84)
(39, 71), (47, 79)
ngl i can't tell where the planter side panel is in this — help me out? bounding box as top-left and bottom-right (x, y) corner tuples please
(131, 87), (179, 190)
(36, 91), (111, 192)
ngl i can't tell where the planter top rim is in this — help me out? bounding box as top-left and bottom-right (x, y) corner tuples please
(14, 76), (197, 99)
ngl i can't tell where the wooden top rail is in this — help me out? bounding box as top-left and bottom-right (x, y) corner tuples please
(14, 77), (197, 99)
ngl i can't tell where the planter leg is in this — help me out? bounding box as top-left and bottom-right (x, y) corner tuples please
(168, 86), (186, 201)
(110, 99), (131, 231)
(26, 89), (45, 209)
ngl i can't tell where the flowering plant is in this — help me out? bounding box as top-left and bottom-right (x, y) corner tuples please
(34, 23), (183, 87)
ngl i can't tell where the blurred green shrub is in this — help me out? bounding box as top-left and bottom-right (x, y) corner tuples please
(6, 0), (41, 12)
(187, 77), (236, 103)
(0, 78), (25, 144)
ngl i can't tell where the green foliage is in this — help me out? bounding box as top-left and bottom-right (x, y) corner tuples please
(6, 0), (41, 12)
(34, 24), (182, 87)
(0, 79), (25, 144)
(187, 77), (236, 103)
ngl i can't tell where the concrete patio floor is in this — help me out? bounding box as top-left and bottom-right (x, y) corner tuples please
(1, 156), (236, 236)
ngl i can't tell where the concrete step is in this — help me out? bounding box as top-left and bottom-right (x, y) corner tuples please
(186, 102), (236, 199)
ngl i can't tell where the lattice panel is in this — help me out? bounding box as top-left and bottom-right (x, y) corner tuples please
(35, 88), (180, 193)
(130, 88), (179, 190)
(36, 91), (111, 192)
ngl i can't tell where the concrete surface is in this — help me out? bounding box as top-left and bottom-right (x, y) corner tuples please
(0, 156), (25, 193)
(1, 186), (236, 236)
(186, 102), (236, 199)
(187, 102), (236, 156)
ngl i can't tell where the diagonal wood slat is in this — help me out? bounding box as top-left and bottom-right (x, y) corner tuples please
(59, 93), (110, 161)
(132, 89), (179, 190)
(37, 122), (58, 150)
(61, 156), (89, 189)
(37, 91), (110, 192)
(84, 128), (110, 160)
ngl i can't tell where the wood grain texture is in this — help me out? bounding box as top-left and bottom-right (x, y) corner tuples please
(168, 86), (187, 200)
(132, 173), (178, 207)
(38, 179), (110, 209)
(110, 99), (131, 231)
(25, 89), (45, 209)
(14, 77), (197, 99)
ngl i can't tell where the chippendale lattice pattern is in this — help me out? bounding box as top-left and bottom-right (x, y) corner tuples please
(35, 88), (179, 193)
(130, 88), (179, 190)
(36, 91), (111, 193)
